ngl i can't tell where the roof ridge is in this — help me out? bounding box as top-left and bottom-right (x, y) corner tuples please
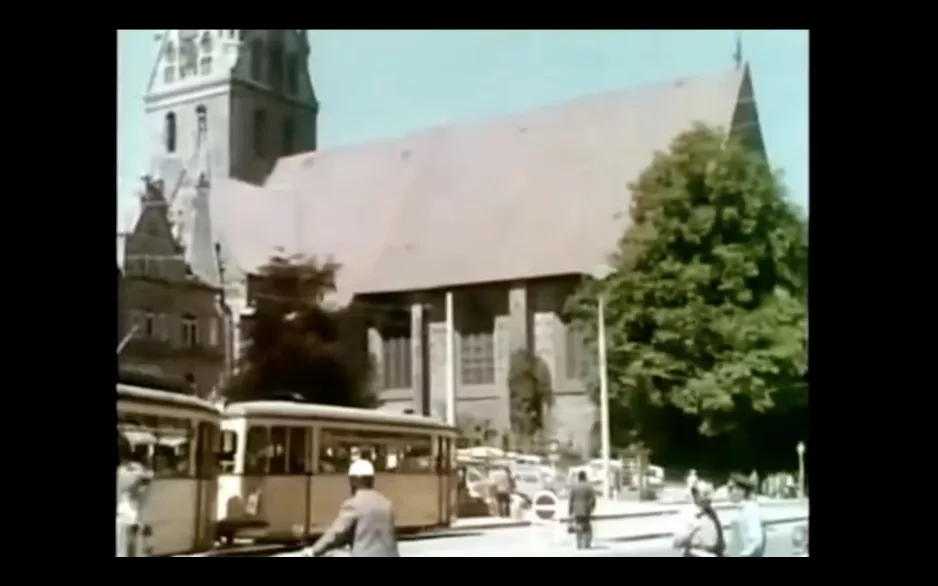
(273, 66), (742, 169)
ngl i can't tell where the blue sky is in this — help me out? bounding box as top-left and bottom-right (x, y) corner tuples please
(117, 30), (808, 229)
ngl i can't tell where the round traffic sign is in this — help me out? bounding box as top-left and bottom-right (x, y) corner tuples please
(532, 490), (558, 521)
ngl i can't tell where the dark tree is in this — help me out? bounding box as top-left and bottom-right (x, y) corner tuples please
(507, 349), (554, 451)
(223, 254), (376, 407)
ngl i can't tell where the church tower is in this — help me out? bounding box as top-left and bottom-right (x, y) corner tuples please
(144, 30), (319, 187)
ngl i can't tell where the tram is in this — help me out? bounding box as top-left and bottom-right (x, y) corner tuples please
(117, 383), (221, 556)
(216, 401), (458, 543)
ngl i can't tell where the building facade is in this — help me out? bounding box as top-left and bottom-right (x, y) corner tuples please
(361, 278), (597, 452)
(118, 179), (226, 396)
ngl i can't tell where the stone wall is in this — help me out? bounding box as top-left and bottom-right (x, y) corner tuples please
(367, 277), (596, 455)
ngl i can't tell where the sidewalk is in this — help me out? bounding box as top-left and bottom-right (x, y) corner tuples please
(453, 496), (807, 531)
(292, 504), (808, 558)
(183, 498), (808, 557)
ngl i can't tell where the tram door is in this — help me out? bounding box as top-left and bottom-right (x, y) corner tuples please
(438, 437), (453, 526)
(194, 422), (219, 549)
(436, 437), (445, 525)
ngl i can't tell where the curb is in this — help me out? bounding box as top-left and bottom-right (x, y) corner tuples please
(189, 509), (807, 558)
(459, 499), (801, 531)
(601, 515), (806, 545)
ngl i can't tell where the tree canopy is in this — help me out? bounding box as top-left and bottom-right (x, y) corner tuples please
(223, 254), (376, 407)
(507, 349), (554, 450)
(567, 125), (807, 466)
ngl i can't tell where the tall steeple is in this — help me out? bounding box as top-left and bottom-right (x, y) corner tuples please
(733, 31), (744, 70)
(144, 30), (319, 188)
(140, 30), (319, 289)
(172, 104), (223, 287)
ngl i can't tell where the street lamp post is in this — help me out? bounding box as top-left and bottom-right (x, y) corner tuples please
(597, 294), (611, 501)
(796, 441), (806, 505)
(116, 324), (141, 355)
(589, 264), (616, 501)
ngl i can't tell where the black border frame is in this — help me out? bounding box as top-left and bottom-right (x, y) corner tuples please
(19, 27), (903, 558)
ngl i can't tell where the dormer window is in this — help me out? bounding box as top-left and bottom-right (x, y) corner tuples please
(196, 105), (207, 134)
(144, 310), (155, 339)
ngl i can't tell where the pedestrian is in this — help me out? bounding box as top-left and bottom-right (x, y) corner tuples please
(568, 470), (596, 550)
(116, 432), (154, 557)
(686, 469), (699, 501)
(672, 480), (725, 557)
(749, 469), (760, 495)
(490, 466), (513, 518)
(304, 459), (400, 557)
(727, 472), (766, 557)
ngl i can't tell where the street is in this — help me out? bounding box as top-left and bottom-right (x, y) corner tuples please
(269, 502), (807, 557)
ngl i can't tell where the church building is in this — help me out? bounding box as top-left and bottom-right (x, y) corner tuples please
(120, 30), (767, 453)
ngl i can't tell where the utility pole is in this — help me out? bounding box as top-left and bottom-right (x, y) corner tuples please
(445, 291), (456, 426)
(418, 302), (431, 417)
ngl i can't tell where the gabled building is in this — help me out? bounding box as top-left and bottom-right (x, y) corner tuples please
(135, 30), (767, 451)
(117, 173), (227, 397)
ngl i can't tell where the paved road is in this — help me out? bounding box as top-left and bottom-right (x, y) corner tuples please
(593, 521), (804, 557)
(272, 502), (807, 558)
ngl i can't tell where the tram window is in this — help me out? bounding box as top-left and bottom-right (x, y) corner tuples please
(219, 430), (238, 474)
(401, 440), (433, 473)
(384, 433), (433, 473)
(154, 417), (194, 477)
(245, 426), (270, 475)
(269, 426), (287, 474)
(319, 429), (388, 474)
(118, 412), (156, 469)
(197, 422), (219, 478)
(287, 427), (310, 474)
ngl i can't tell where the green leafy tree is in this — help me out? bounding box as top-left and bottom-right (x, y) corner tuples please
(223, 254), (376, 407)
(568, 125), (807, 455)
(507, 349), (554, 451)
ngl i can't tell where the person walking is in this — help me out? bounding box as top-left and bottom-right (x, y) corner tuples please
(685, 469), (699, 501)
(672, 480), (725, 557)
(568, 470), (596, 550)
(727, 472), (766, 557)
(305, 459), (400, 557)
(116, 432), (154, 557)
(490, 466), (513, 518)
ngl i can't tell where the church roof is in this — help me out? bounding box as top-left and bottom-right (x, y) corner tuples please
(217, 65), (754, 301)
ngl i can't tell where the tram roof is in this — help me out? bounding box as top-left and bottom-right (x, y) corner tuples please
(223, 401), (456, 432)
(117, 383), (221, 417)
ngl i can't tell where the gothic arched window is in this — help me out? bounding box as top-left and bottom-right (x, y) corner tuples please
(253, 109), (267, 157)
(250, 39), (263, 81)
(281, 116), (294, 155)
(165, 112), (177, 153)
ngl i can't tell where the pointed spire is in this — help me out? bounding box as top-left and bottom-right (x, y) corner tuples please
(733, 31), (743, 70)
